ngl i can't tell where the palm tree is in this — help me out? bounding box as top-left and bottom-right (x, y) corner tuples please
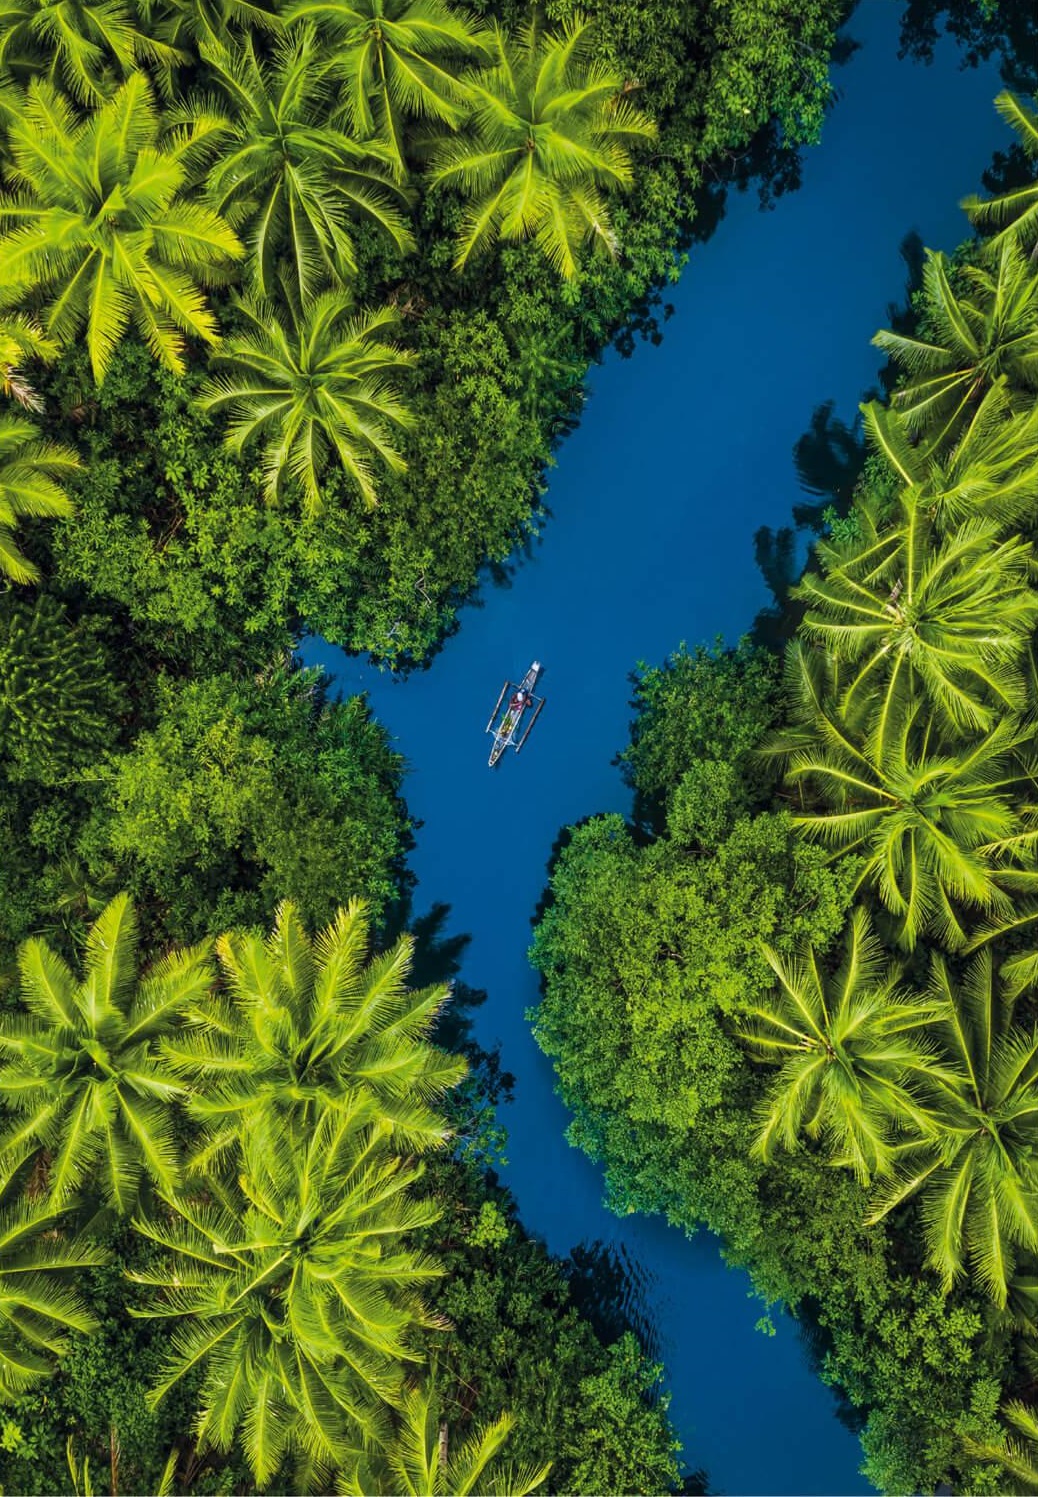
(340, 1378), (551, 1495)
(0, 412), (78, 584)
(965, 1400), (1038, 1494)
(0, 75), (243, 383)
(872, 239), (1038, 452)
(738, 908), (943, 1183)
(285, 0), (486, 180)
(0, 311), (58, 410)
(198, 289), (414, 509)
(135, 0), (282, 61)
(0, 1176), (106, 1397)
(861, 382), (1038, 531)
(132, 1107), (443, 1486)
(0, 893), (212, 1212)
(164, 898), (466, 1170)
(0, 0), (182, 104)
(963, 92), (1038, 257)
(795, 485), (1038, 736)
(428, 17), (655, 279)
(201, 28), (413, 303)
(776, 644), (1038, 951)
(868, 950), (1038, 1307)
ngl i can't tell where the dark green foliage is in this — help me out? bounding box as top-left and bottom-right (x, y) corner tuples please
(90, 668), (410, 939)
(418, 1154), (683, 1496)
(620, 638), (782, 827)
(0, 593), (123, 782)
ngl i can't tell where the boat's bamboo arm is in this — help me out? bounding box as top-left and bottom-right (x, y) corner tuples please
(516, 696), (544, 752)
(485, 682), (509, 733)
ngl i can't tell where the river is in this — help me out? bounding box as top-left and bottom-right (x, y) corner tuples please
(303, 7), (1010, 1491)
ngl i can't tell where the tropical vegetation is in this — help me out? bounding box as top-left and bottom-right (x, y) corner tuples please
(531, 78), (1038, 1497)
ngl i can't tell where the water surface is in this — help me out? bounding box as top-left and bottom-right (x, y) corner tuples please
(305, 8), (1009, 1490)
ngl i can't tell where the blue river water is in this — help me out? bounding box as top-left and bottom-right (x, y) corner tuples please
(305, 7), (1010, 1492)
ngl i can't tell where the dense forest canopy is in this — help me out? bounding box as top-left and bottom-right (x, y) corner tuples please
(531, 80), (1038, 1497)
(0, 0), (870, 1487)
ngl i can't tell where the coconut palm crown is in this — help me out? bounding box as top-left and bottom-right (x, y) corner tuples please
(0, 0), (182, 105)
(0, 412), (78, 584)
(0, 74), (243, 381)
(872, 239), (1038, 454)
(199, 288), (414, 509)
(165, 897), (466, 1170)
(200, 27), (414, 303)
(285, 0), (486, 179)
(738, 907), (943, 1182)
(0, 1177), (107, 1397)
(132, 1106), (443, 1485)
(963, 91), (1038, 257)
(795, 484), (1038, 737)
(0, 893), (212, 1211)
(428, 15), (655, 279)
(868, 950), (1038, 1307)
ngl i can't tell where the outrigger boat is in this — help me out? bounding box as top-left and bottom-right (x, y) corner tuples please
(486, 661), (545, 767)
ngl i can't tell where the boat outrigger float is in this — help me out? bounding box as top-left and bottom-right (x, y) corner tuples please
(486, 661), (544, 767)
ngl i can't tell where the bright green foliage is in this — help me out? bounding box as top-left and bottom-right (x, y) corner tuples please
(777, 644), (1037, 951)
(0, 312), (57, 411)
(868, 951), (1038, 1308)
(98, 669), (409, 938)
(0, 893), (211, 1211)
(0, 593), (122, 781)
(872, 241), (1038, 454)
(199, 290), (414, 509)
(430, 16), (655, 279)
(137, 0), (282, 59)
(132, 1107), (443, 1485)
(0, 413), (77, 584)
(963, 92), (1038, 253)
(740, 908), (944, 1183)
(795, 485), (1038, 735)
(531, 811), (855, 1228)
(166, 897), (466, 1167)
(340, 1379), (551, 1496)
(861, 384), (1038, 530)
(287, 0), (486, 179)
(202, 28), (413, 302)
(0, 0), (181, 104)
(0, 1183), (105, 1398)
(0, 75), (242, 381)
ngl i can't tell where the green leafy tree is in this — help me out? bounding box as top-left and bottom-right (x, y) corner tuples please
(429, 16), (655, 279)
(0, 0), (181, 104)
(165, 897), (466, 1168)
(0, 593), (123, 781)
(136, 0), (281, 60)
(0, 1179), (106, 1398)
(202, 28), (413, 303)
(0, 75), (243, 382)
(739, 908), (943, 1183)
(199, 289), (414, 508)
(132, 1106), (444, 1485)
(795, 485), (1038, 736)
(869, 950), (1038, 1307)
(0, 893), (211, 1211)
(286, 0), (486, 179)
(340, 1379), (550, 1495)
(872, 239), (1038, 452)
(0, 412), (77, 583)
(777, 644), (1037, 950)
(963, 91), (1038, 254)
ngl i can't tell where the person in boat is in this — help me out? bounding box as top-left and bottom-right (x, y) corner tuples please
(510, 688), (529, 712)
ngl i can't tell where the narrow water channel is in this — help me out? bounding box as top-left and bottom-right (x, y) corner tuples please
(304, 8), (1009, 1490)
